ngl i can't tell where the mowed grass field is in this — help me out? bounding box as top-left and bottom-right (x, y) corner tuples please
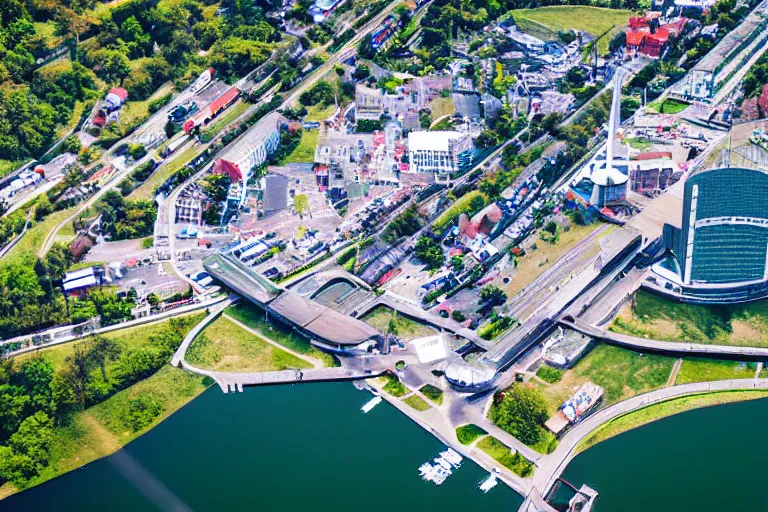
(611, 290), (768, 348)
(535, 344), (675, 414)
(509, 6), (632, 54)
(186, 316), (312, 372)
(224, 303), (336, 367)
(284, 128), (320, 164)
(675, 359), (756, 385)
(361, 305), (437, 341)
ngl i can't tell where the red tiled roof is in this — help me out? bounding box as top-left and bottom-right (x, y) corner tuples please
(626, 31), (646, 46)
(636, 151), (673, 160)
(210, 87), (240, 114)
(213, 158), (243, 182)
(109, 87), (128, 101)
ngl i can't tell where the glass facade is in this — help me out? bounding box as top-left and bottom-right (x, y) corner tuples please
(681, 167), (768, 285)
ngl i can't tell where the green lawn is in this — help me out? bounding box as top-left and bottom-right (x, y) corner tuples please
(675, 359), (756, 385)
(403, 394), (431, 411)
(203, 100), (249, 137)
(284, 129), (319, 164)
(420, 384), (444, 405)
(0, 159), (22, 179)
(611, 290), (768, 348)
(224, 303), (336, 367)
(456, 424), (487, 445)
(305, 103), (337, 122)
(361, 306), (437, 341)
(128, 143), (203, 201)
(120, 83), (175, 130)
(382, 374), (408, 397)
(536, 364), (563, 384)
(576, 390), (768, 454)
(186, 316), (312, 372)
(509, 6), (632, 55)
(17, 313), (206, 369)
(626, 138), (654, 151)
(646, 98), (690, 115)
(476, 436), (535, 477)
(537, 344), (675, 414)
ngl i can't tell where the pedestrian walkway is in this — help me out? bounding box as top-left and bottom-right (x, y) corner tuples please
(666, 358), (683, 387)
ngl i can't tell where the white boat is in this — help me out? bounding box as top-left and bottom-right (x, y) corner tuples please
(361, 396), (382, 413)
(418, 463), (434, 480)
(478, 468), (500, 493)
(440, 448), (463, 468)
(432, 466), (450, 485)
(434, 457), (452, 471)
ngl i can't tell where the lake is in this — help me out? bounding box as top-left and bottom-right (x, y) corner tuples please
(0, 383), (521, 512)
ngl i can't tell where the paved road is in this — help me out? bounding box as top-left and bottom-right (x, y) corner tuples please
(4, 293), (230, 357)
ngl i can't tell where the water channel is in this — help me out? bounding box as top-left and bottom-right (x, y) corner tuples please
(3, 383), (767, 511)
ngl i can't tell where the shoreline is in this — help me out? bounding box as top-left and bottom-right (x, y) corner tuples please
(4, 366), (768, 502)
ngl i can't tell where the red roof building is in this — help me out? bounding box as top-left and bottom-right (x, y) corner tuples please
(625, 16), (686, 58)
(108, 87), (129, 101)
(213, 159), (243, 182)
(209, 87), (240, 115)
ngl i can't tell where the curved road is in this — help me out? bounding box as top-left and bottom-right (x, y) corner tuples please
(531, 377), (768, 494)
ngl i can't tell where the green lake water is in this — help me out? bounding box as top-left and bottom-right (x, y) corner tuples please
(562, 397), (768, 511)
(0, 383), (522, 512)
(5, 384), (768, 512)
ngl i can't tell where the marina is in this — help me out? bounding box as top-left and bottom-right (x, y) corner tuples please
(418, 448), (463, 486)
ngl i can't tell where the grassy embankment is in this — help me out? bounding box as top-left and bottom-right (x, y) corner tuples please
(128, 142), (203, 201)
(508, 6), (633, 55)
(535, 344), (674, 415)
(576, 390), (768, 454)
(185, 316), (312, 372)
(202, 100), (250, 137)
(611, 289), (768, 348)
(120, 82), (175, 130)
(476, 436), (535, 477)
(498, 222), (608, 298)
(403, 394), (431, 411)
(284, 129), (320, 164)
(2, 206), (78, 263)
(0, 314), (209, 499)
(675, 359), (756, 384)
(305, 103), (338, 121)
(224, 303), (337, 367)
(360, 305), (437, 341)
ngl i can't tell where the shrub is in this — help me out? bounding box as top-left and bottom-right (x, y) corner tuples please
(536, 364), (563, 384)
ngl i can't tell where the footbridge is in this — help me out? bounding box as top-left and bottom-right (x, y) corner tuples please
(560, 319), (768, 360)
(178, 361), (389, 393)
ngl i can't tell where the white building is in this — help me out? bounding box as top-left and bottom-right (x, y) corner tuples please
(407, 131), (475, 182)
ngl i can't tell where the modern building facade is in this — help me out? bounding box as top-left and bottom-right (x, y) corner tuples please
(659, 166), (768, 302)
(408, 131), (475, 182)
(671, 0), (768, 101)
